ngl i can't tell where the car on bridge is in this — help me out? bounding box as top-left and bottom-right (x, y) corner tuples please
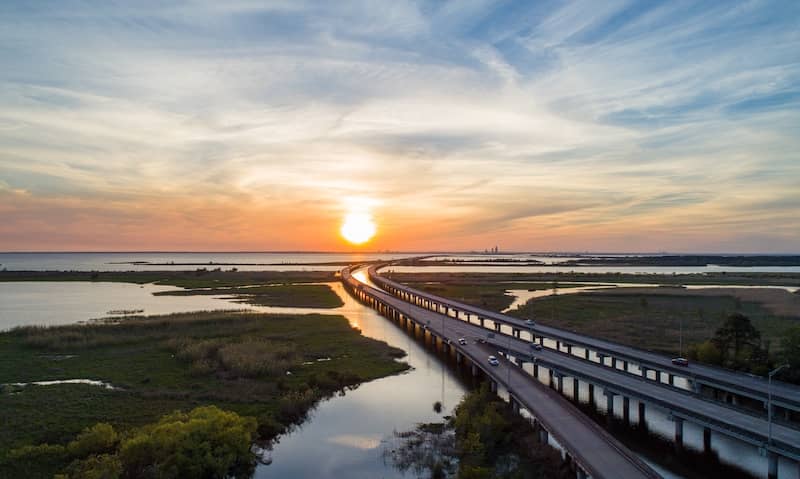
(531, 343), (543, 351)
(488, 355), (500, 366)
(458, 337), (467, 345)
(671, 357), (689, 367)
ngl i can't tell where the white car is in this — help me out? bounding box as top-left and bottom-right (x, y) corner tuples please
(488, 355), (500, 366)
(457, 337), (467, 345)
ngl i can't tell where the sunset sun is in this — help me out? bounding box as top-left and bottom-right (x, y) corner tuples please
(340, 211), (376, 245)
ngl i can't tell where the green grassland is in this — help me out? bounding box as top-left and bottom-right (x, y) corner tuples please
(0, 270), (336, 288)
(0, 311), (408, 477)
(386, 271), (800, 287)
(390, 278), (586, 312)
(388, 272), (800, 356)
(510, 292), (796, 356)
(153, 283), (345, 308)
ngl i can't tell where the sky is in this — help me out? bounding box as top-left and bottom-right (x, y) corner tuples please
(1, 0), (798, 253)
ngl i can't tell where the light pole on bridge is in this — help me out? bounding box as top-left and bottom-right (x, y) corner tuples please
(768, 364), (789, 446)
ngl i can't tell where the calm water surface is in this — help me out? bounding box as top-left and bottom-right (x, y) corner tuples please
(0, 252), (419, 272)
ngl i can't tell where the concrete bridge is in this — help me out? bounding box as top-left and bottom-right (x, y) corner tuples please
(368, 264), (800, 420)
(344, 262), (800, 478)
(342, 265), (661, 479)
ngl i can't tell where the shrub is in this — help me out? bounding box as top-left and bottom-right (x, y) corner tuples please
(118, 406), (257, 479)
(67, 423), (119, 458)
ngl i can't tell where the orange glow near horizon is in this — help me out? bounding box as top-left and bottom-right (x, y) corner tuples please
(340, 211), (377, 245)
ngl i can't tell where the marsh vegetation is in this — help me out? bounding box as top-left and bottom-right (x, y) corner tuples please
(0, 310), (408, 477)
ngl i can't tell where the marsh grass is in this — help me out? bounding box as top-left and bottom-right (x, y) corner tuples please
(155, 283), (345, 308)
(0, 310), (408, 477)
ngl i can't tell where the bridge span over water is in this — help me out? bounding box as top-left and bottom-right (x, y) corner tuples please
(368, 264), (800, 419)
(341, 262), (800, 479)
(342, 265), (660, 479)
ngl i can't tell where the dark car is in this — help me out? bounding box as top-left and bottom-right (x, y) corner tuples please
(671, 357), (689, 367)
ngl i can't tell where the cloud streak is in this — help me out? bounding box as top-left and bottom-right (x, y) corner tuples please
(0, 0), (798, 252)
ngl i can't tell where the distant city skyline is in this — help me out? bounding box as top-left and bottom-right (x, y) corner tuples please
(1, 1), (798, 252)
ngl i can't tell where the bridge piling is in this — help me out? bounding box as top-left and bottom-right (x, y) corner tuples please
(623, 397), (630, 424)
(673, 416), (684, 450)
(703, 427), (711, 455)
(638, 402), (647, 431)
(768, 452), (778, 479)
(604, 391), (616, 423)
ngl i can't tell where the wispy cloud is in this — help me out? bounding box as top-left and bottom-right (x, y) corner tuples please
(0, 0), (798, 251)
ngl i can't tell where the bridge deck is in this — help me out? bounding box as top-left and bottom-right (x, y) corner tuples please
(370, 265), (800, 411)
(345, 267), (660, 479)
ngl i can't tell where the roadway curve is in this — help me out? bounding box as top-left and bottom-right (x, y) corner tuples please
(364, 263), (800, 464)
(342, 265), (661, 479)
(368, 264), (800, 414)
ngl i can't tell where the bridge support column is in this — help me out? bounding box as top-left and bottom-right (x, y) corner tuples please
(513, 328), (520, 338)
(548, 369), (554, 389)
(669, 374), (675, 386)
(703, 427), (711, 454)
(604, 391), (616, 422)
(557, 374), (564, 394)
(673, 416), (684, 449)
(588, 383), (595, 407)
(490, 380), (497, 393)
(611, 357), (617, 369)
(471, 364), (478, 376)
(622, 397), (630, 424)
(566, 344), (572, 355)
(510, 396), (520, 414)
(480, 318), (485, 327)
(576, 467), (588, 479)
(622, 360), (628, 372)
(494, 322), (501, 332)
(556, 340), (561, 351)
(638, 402), (647, 431)
(514, 357), (523, 367)
(538, 428), (549, 445)
(768, 452), (778, 479)
(641, 366), (649, 380)
(533, 363), (539, 378)
(456, 352), (462, 364)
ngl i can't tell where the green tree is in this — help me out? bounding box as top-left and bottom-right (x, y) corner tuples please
(694, 340), (723, 365)
(712, 313), (761, 364)
(117, 406), (257, 479)
(67, 423), (119, 458)
(779, 327), (800, 383)
(65, 454), (122, 479)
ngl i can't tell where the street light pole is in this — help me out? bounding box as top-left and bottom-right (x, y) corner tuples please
(768, 364), (789, 445)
